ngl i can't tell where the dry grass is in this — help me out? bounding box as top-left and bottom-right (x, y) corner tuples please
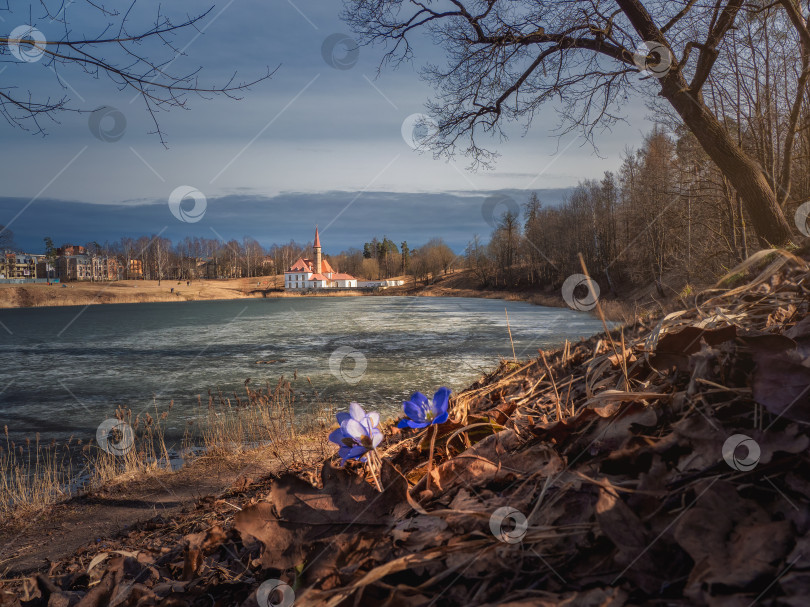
(199, 379), (334, 465)
(86, 403), (176, 489)
(0, 428), (75, 517)
(0, 380), (333, 519)
(0, 277), (284, 309)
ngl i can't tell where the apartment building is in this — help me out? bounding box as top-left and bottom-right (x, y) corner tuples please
(57, 255), (93, 281)
(0, 252), (39, 279)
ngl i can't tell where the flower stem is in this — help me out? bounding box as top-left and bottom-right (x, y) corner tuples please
(368, 449), (383, 493)
(426, 423), (438, 492)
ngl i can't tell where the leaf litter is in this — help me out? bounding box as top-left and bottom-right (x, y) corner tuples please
(3, 246), (810, 606)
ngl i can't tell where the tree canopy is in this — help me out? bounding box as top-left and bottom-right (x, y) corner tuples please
(344, 0), (810, 245)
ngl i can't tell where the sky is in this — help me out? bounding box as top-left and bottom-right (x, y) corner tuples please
(0, 0), (653, 253)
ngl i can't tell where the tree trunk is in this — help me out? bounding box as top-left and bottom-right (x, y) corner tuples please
(615, 0), (792, 246)
(663, 85), (793, 246)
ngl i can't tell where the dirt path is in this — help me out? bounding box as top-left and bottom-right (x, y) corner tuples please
(0, 453), (277, 577)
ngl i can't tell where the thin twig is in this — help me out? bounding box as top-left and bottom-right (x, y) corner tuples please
(540, 350), (563, 422)
(505, 308), (517, 363)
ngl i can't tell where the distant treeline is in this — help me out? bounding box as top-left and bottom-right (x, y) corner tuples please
(0, 228), (458, 282)
(468, 123), (810, 298)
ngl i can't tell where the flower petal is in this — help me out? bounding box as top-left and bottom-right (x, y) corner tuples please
(349, 402), (366, 422)
(403, 399), (427, 422)
(366, 411), (380, 428)
(328, 428), (346, 445)
(409, 392), (429, 409)
(404, 418), (429, 429)
(345, 445), (368, 461)
(335, 411), (351, 425)
(432, 387), (451, 416)
(371, 429), (383, 448)
(432, 410), (449, 425)
(344, 418), (367, 440)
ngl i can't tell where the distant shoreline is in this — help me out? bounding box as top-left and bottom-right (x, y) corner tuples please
(0, 279), (548, 309)
(0, 275), (634, 321)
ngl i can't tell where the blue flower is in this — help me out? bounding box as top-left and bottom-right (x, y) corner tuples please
(329, 402), (383, 462)
(397, 387), (451, 429)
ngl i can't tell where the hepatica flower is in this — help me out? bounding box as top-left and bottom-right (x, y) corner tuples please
(397, 387), (451, 429)
(329, 402), (383, 463)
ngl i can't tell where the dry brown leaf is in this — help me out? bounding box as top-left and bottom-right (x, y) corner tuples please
(233, 460), (407, 571)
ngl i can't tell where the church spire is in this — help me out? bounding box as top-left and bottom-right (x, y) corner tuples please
(314, 226), (322, 274)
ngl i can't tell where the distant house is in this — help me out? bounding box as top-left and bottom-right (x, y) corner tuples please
(94, 257), (122, 281)
(1, 252), (38, 279)
(36, 260), (57, 280)
(56, 244), (86, 256)
(54, 253), (121, 282)
(57, 255), (92, 281)
(284, 227), (358, 290)
(125, 259), (143, 280)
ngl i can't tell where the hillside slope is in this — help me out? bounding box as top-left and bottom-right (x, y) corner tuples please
(3, 248), (810, 606)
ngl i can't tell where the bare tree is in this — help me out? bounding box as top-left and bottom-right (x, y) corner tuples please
(0, 224), (15, 250)
(344, 0), (810, 245)
(0, 2), (273, 143)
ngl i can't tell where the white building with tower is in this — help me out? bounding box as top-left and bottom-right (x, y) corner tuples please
(284, 227), (359, 290)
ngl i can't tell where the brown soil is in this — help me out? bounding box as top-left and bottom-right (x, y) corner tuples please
(0, 450), (281, 577)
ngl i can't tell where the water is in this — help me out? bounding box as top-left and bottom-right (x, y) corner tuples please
(0, 296), (604, 444)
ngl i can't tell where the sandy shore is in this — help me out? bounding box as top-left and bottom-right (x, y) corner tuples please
(0, 275), (413, 309)
(0, 277), (284, 308)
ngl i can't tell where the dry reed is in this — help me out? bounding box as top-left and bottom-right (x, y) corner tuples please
(0, 380), (333, 519)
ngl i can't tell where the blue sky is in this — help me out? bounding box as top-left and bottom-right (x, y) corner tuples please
(1, 0), (652, 252)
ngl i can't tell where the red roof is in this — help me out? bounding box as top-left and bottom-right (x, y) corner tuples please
(285, 232), (337, 273)
(288, 257), (313, 272)
(332, 273), (356, 280)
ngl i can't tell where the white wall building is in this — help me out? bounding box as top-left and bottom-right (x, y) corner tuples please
(284, 227), (359, 290)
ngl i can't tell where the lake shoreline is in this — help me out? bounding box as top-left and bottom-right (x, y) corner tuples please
(0, 272), (636, 321)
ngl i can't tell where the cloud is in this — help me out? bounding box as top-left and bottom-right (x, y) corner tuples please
(0, 188), (573, 253)
(0, 0), (651, 223)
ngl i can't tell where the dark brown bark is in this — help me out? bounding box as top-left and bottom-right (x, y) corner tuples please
(662, 83), (793, 246)
(616, 0), (794, 246)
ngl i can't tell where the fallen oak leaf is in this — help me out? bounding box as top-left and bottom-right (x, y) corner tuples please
(595, 485), (677, 594)
(650, 325), (737, 371)
(411, 431), (563, 496)
(583, 402), (659, 455)
(296, 539), (490, 607)
(233, 460), (407, 571)
(752, 346), (810, 423)
(86, 553), (110, 576)
(391, 515), (450, 552)
(585, 390), (669, 417)
(674, 481), (793, 600)
(182, 525), (226, 580)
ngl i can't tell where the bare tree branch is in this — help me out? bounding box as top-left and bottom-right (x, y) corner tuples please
(0, 1), (275, 144)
